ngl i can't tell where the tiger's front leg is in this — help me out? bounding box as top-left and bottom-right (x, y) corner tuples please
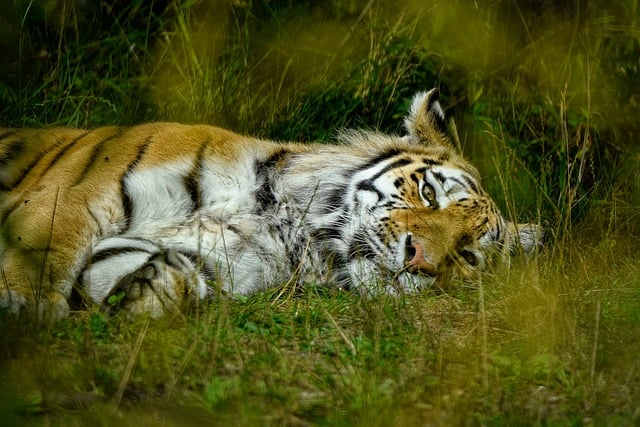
(81, 237), (208, 318)
(0, 248), (72, 322)
(141, 213), (292, 296)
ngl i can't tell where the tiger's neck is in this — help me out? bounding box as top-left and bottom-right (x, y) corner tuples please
(266, 146), (371, 287)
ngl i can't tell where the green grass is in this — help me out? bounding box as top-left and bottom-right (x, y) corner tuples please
(1, 0), (639, 424)
(1, 239), (639, 425)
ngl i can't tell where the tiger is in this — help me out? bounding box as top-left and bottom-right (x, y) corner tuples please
(0, 88), (542, 321)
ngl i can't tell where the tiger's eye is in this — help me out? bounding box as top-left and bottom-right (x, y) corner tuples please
(460, 250), (479, 266)
(421, 183), (436, 207)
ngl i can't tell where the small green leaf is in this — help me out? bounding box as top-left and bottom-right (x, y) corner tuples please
(107, 290), (126, 306)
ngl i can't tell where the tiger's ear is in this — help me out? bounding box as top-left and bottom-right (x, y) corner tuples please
(507, 222), (545, 254)
(403, 88), (452, 148)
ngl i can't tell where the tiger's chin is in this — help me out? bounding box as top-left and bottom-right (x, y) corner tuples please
(393, 273), (438, 294)
(346, 259), (438, 295)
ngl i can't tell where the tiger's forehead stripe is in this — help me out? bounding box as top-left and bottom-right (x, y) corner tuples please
(354, 148), (403, 173)
(380, 150), (481, 183)
(366, 157), (414, 181)
(430, 169), (480, 196)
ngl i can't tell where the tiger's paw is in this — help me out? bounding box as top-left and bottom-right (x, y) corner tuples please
(99, 250), (208, 319)
(0, 289), (70, 322)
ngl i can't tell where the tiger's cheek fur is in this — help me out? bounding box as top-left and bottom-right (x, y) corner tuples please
(387, 207), (463, 265)
(386, 201), (494, 281)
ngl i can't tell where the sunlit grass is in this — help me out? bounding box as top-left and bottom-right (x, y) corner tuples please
(1, 232), (638, 424)
(2, 223), (639, 424)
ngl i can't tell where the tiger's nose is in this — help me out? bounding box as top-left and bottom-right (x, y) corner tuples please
(405, 235), (437, 275)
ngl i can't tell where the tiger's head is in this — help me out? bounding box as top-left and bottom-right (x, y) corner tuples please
(338, 88), (543, 293)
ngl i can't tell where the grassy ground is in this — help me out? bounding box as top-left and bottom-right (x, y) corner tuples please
(1, 238), (639, 425)
(1, 0), (639, 425)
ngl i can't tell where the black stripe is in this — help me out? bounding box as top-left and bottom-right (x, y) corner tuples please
(42, 131), (91, 175)
(453, 176), (472, 193)
(355, 179), (384, 202)
(5, 130), (93, 193)
(1, 137), (70, 191)
(335, 272), (352, 290)
(354, 148), (402, 173)
(494, 220), (502, 243)
(423, 158), (442, 166)
(0, 199), (22, 226)
(90, 246), (153, 265)
(432, 171), (446, 185)
(254, 148), (290, 213)
(0, 130), (19, 186)
(4, 152), (44, 190)
(347, 230), (387, 262)
(184, 141), (208, 211)
(347, 239), (377, 262)
(373, 200), (402, 210)
(431, 170), (478, 195)
(314, 224), (343, 241)
(0, 130), (18, 140)
(226, 224), (242, 235)
(448, 177), (468, 192)
(368, 157), (413, 182)
(353, 158), (413, 204)
(73, 142), (106, 186)
(72, 129), (122, 187)
(479, 216), (489, 230)
(0, 139), (26, 168)
(410, 172), (421, 186)
(120, 137), (152, 231)
(320, 185), (347, 214)
(461, 174), (479, 194)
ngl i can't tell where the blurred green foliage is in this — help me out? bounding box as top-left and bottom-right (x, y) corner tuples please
(0, 0), (638, 231)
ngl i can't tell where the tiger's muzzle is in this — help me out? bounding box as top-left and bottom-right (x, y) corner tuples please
(404, 233), (437, 276)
